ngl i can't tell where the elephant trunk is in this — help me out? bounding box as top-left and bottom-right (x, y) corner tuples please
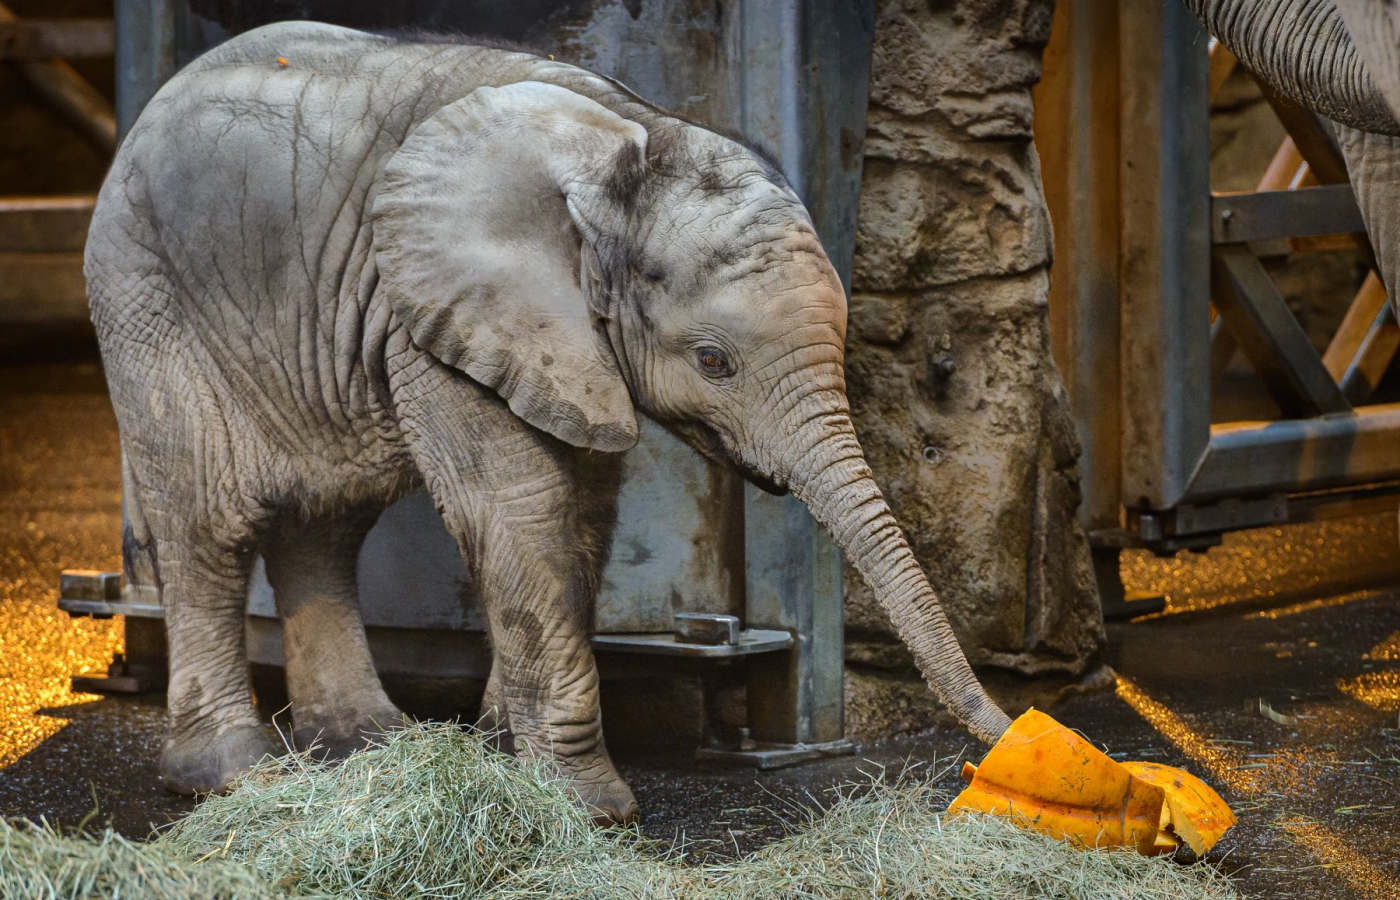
(1183, 0), (1400, 136)
(778, 404), (1013, 746)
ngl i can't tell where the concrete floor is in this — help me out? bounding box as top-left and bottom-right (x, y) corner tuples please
(3, 361), (1400, 899)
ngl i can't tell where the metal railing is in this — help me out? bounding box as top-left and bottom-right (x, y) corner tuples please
(1036, 0), (1400, 610)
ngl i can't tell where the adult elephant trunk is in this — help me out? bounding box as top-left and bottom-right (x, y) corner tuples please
(776, 402), (1013, 746)
(1183, 0), (1400, 136)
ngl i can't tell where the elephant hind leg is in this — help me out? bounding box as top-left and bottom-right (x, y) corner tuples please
(263, 509), (406, 760)
(153, 527), (280, 796)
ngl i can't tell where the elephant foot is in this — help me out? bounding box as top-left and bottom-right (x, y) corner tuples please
(573, 775), (640, 827)
(551, 758), (639, 826)
(161, 722), (281, 795)
(292, 703), (409, 761)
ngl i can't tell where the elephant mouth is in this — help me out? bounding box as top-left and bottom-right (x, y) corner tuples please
(731, 457), (789, 496)
(659, 417), (789, 496)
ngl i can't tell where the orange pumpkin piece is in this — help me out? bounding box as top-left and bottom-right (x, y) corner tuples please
(947, 710), (1237, 857)
(1121, 760), (1237, 855)
(948, 709), (1165, 855)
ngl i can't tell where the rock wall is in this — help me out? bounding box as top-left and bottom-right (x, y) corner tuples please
(842, 0), (1106, 740)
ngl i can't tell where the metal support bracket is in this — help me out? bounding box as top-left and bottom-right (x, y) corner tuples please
(594, 613), (853, 767)
(695, 738), (855, 770)
(591, 629), (793, 659)
(71, 650), (165, 695)
(59, 570), (167, 694)
(1091, 547), (1166, 621)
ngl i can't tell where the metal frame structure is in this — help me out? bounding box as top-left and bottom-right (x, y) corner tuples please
(61, 0), (875, 768)
(0, 4), (115, 343)
(1038, 0), (1400, 610)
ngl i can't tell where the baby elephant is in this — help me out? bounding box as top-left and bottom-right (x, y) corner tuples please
(89, 21), (1010, 824)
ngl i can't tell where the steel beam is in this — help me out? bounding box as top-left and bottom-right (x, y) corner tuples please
(725, 0), (873, 297)
(0, 252), (86, 324)
(1211, 185), (1366, 245)
(0, 195), (93, 252)
(729, 0), (874, 744)
(114, 0), (184, 138)
(1185, 403), (1400, 503)
(1035, 0), (1123, 532)
(1117, 0), (1212, 511)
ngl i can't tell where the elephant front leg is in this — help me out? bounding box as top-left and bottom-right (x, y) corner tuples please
(477, 517), (637, 826)
(479, 654), (514, 752)
(392, 349), (633, 824)
(263, 511), (407, 760)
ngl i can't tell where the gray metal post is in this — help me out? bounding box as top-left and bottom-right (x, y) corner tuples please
(729, 0), (875, 747)
(114, 0), (183, 138)
(104, 0), (190, 693)
(1117, 0), (1212, 512)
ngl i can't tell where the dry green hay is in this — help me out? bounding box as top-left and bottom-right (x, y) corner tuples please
(2, 724), (1240, 900)
(0, 819), (279, 900)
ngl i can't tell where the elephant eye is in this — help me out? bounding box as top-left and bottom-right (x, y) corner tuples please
(697, 347), (730, 377)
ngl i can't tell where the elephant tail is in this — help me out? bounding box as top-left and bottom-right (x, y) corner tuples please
(121, 452), (159, 590)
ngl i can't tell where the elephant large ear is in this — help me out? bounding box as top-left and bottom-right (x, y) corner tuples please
(373, 81), (644, 452)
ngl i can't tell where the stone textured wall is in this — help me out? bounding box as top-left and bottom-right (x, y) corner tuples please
(842, 0), (1106, 740)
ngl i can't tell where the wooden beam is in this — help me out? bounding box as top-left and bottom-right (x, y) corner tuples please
(1208, 40), (1237, 100)
(0, 19), (113, 61)
(0, 252), (88, 325)
(0, 195), (94, 252)
(1259, 137), (1307, 191)
(0, 5), (115, 153)
(1033, 0), (1123, 530)
(1323, 271), (1400, 404)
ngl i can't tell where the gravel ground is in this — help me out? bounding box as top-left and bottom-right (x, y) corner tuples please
(2, 361), (1399, 899)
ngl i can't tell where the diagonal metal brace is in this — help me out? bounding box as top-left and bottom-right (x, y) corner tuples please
(1212, 244), (1351, 418)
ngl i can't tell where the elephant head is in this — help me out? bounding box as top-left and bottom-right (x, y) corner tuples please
(372, 80), (1012, 745)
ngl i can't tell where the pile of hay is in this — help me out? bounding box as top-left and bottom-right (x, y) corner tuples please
(1, 724), (1239, 899)
(0, 821), (280, 900)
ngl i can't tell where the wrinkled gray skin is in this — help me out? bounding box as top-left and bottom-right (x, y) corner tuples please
(88, 22), (1011, 824)
(1184, 0), (1400, 301)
